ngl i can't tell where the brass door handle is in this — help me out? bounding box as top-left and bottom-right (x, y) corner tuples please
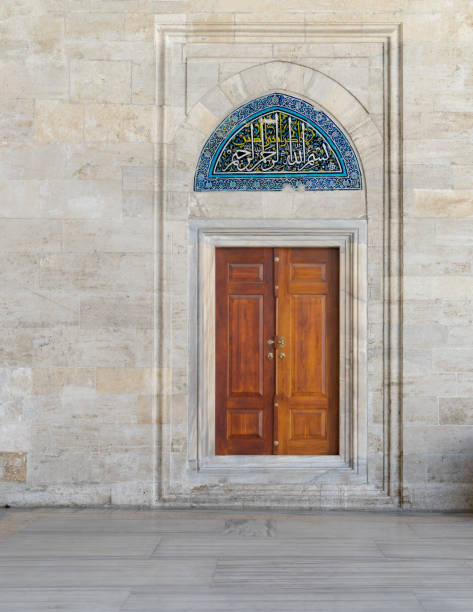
(279, 352), (286, 359)
(278, 336), (285, 347)
(267, 352), (274, 360)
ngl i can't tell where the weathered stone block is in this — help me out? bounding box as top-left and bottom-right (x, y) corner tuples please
(435, 219), (473, 247)
(187, 60), (220, 110)
(403, 324), (448, 348)
(125, 14), (154, 41)
(96, 367), (154, 394)
(404, 396), (439, 425)
(66, 13), (125, 41)
(440, 398), (473, 425)
(0, 99), (34, 143)
(0, 253), (39, 290)
(0, 144), (66, 181)
(30, 179), (123, 219)
(122, 165), (154, 191)
(84, 104), (156, 142)
(0, 220), (62, 252)
(70, 60), (131, 103)
(0, 452), (26, 482)
(0, 14), (64, 54)
(80, 294), (153, 328)
(131, 62), (155, 105)
(122, 190), (154, 218)
(34, 100), (83, 143)
(39, 252), (153, 292)
(65, 40), (154, 63)
(0, 59), (68, 99)
(404, 425), (473, 455)
(426, 453), (473, 483)
(32, 367), (95, 395)
(62, 218), (153, 252)
(63, 142), (153, 182)
(414, 189), (473, 217)
(0, 289), (80, 328)
(404, 245), (473, 276)
(433, 348), (473, 373)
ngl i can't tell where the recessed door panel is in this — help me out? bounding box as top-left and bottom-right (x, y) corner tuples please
(290, 263), (327, 283)
(228, 295), (264, 397)
(291, 409), (326, 440)
(291, 295), (326, 396)
(227, 409), (263, 439)
(228, 263), (264, 283)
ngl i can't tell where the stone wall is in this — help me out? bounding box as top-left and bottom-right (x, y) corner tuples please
(0, 0), (472, 510)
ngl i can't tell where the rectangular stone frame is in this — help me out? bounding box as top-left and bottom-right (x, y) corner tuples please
(154, 20), (402, 508)
(189, 220), (367, 484)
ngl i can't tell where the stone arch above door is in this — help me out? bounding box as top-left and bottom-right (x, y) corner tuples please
(169, 60), (382, 201)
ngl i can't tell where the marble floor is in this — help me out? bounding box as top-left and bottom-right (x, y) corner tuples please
(1, 509), (473, 610)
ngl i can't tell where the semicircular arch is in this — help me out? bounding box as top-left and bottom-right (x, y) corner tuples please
(171, 60), (382, 195)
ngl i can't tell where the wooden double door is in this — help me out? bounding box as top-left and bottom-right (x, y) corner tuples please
(216, 247), (339, 455)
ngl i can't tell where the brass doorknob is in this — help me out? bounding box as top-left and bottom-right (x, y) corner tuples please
(267, 352), (274, 360)
(279, 353), (286, 359)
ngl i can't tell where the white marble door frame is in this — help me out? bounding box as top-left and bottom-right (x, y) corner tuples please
(188, 220), (368, 485)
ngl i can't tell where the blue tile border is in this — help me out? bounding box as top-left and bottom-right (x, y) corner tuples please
(194, 93), (362, 191)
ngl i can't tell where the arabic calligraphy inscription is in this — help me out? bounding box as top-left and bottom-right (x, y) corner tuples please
(216, 111), (341, 175)
(194, 93), (362, 191)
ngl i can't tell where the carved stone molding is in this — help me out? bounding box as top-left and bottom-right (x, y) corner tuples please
(154, 19), (402, 509)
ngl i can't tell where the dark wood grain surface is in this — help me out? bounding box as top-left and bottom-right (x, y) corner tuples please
(215, 247), (339, 455)
(215, 248), (275, 454)
(275, 247), (339, 455)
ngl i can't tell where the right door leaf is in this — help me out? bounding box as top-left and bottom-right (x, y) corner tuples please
(275, 247), (339, 455)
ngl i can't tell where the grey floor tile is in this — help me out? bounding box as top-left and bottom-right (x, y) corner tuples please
(274, 517), (417, 539)
(121, 591), (425, 612)
(24, 516), (226, 534)
(121, 587), (424, 611)
(0, 532), (161, 557)
(0, 589), (129, 611)
(0, 559), (216, 587)
(402, 514), (473, 523)
(409, 523), (473, 539)
(418, 600), (473, 612)
(126, 585), (419, 600)
(377, 540), (473, 559)
(213, 558), (473, 590)
(415, 589), (473, 598)
(152, 534), (383, 558)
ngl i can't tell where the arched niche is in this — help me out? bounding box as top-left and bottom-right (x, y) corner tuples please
(158, 57), (397, 511)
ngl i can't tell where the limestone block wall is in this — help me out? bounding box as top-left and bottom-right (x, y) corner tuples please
(0, 0), (472, 510)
